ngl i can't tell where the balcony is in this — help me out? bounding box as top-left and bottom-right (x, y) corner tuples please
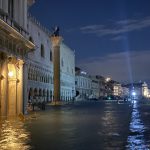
(0, 8), (29, 37)
(0, 9), (35, 57)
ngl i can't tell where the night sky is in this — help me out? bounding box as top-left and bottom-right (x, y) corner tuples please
(30, 0), (150, 84)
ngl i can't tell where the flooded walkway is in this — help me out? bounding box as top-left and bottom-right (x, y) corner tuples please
(0, 101), (149, 150)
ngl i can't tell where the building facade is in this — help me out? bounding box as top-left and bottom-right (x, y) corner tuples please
(113, 83), (122, 97)
(0, 0), (35, 116)
(27, 15), (53, 104)
(121, 85), (129, 98)
(142, 82), (149, 98)
(60, 43), (75, 101)
(75, 68), (92, 100)
(90, 76), (99, 99)
(27, 12), (75, 103)
(0, 0), (75, 116)
(95, 75), (107, 97)
(126, 82), (150, 99)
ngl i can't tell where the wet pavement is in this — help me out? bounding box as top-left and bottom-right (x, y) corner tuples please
(0, 100), (150, 150)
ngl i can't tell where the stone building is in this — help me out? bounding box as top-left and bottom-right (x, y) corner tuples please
(126, 82), (149, 99)
(0, 0), (35, 116)
(90, 76), (99, 99)
(142, 82), (149, 98)
(27, 14), (53, 103)
(60, 43), (75, 101)
(113, 83), (122, 97)
(95, 75), (106, 97)
(121, 85), (129, 98)
(27, 15), (75, 103)
(0, 0), (75, 116)
(75, 67), (92, 100)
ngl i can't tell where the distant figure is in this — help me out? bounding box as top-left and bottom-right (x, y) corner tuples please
(51, 26), (60, 37)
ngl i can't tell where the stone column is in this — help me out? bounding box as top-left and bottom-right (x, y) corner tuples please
(8, 78), (17, 116)
(0, 61), (8, 116)
(0, 64), (1, 116)
(23, 61), (28, 114)
(50, 36), (62, 105)
(16, 60), (24, 115)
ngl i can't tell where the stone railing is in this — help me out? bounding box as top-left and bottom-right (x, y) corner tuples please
(0, 8), (28, 37)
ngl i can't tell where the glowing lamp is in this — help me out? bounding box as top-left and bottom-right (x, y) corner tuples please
(132, 92), (136, 96)
(8, 71), (13, 77)
(106, 77), (111, 82)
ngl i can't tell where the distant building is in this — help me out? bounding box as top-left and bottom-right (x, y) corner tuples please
(75, 67), (92, 100)
(90, 76), (99, 99)
(121, 85), (130, 98)
(113, 83), (122, 97)
(95, 75), (106, 97)
(142, 82), (149, 98)
(125, 82), (149, 99)
(105, 79), (117, 96)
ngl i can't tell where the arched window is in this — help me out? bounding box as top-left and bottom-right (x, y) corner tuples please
(50, 50), (52, 61)
(41, 44), (45, 58)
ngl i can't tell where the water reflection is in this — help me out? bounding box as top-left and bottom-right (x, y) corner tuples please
(0, 118), (31, 150)
(126, 101), (148, 150)
(0, 102), (138, 150)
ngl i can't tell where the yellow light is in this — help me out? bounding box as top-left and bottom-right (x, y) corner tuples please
(8, 71), (13, 77)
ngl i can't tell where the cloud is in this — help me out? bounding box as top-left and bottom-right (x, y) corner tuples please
(77, 50), (150, 83)
(80, 16), (150, 40)
(111, 35), (127, 41)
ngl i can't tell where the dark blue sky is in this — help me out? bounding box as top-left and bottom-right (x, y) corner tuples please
(30, 0), (150, 83)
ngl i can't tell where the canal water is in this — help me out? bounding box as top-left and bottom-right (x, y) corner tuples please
(0, 101), (150, 150)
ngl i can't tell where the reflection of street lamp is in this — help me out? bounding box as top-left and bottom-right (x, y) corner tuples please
(8, 71), (13, 77)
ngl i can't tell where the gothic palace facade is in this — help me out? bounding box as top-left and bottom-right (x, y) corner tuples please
(0, 0), (75, 116)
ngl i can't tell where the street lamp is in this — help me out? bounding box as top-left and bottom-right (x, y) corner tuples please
(106, 77), (111, 82)
(8, 71), (13, 77)
(132, 91), (136, 96)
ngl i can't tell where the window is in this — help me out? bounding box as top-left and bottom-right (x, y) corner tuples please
(61, 58), (64, 67)
(29, 36), (34, 43)
(8, 0), (14, 18)
(41, 44), (44, 57)
(50, 50), (52, 61)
